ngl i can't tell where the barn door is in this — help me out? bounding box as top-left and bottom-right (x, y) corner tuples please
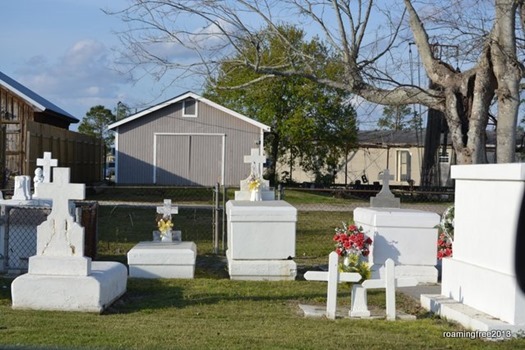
(155, 134), (223, 186)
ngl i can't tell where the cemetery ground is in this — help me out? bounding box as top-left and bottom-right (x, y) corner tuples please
(1, 188), (524, 349)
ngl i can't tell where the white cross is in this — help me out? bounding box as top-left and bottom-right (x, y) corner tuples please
(156, 199), (178, 219)
(36, 152), (58, 183)
(350, 259), (417, 320)
(377, 169), (394, 196)
(37, 167), (85, 221)
(244, 148), (266, 176)
(304, 252), (361, 319)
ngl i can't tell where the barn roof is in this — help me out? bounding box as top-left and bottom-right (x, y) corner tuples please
(0, 70), (78, 123)
(107, 91), (271, 132)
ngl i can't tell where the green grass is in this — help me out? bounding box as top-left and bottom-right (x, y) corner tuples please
(1, 188), (509, 349)
(1, 277), (523, 349)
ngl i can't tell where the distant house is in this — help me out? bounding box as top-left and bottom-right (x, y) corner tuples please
(276, 129), (455, 187)
(0, 71), (103, 186)
(107, 92), (271, 186)
(278, 128), (525, 188)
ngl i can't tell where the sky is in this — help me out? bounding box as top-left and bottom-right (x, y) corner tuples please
(0, 0), (401, 132)
(0, 0), (196, 130)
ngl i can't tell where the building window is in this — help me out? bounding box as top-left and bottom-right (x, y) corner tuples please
(183, 98), (197, 117)
(396, 150), (411, 182)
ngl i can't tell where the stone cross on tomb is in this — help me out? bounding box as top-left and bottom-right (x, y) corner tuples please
(378, 169), (394, 195)
(35, 167), (85, 257)
(244, 148), (266, 177)
(304, 252), (361, 319)
(350, 258), (417, 320)
(36, 152), (58, 183)
(370, 169), (400, 208)
(157, 199), (178, 220)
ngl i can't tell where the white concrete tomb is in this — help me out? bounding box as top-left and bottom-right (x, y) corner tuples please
(128, 241), (197, 279)
(11, 167), (127, 312)
(226, 200), (297, 280)
(421, 163), (525, 335)
(354, 207), (440, 283)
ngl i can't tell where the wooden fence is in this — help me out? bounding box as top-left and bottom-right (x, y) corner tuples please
(25, 121), (104, 184)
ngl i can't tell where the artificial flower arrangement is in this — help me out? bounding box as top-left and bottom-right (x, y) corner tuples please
(247, 173), (262, 191)
(333, 222), (373, 282)
(156, 214), (174, 239)
(437, 205), (454, 259)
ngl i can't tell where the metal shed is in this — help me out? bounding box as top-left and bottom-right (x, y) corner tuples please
(107, 92), (271, 186)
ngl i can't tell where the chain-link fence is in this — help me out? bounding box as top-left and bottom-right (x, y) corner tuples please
(1, 203), (98, 274)
(1, 185), (451, 274)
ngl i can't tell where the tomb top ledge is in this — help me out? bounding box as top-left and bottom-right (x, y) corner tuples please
(452, 163), (525, 181)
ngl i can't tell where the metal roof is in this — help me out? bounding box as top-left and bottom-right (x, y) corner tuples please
(107, 91), (271, 132)
(0, 70), (78, 123)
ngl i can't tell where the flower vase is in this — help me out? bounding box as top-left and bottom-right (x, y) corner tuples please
(250, 188), (262, 201)
(161, 230), (173, 242)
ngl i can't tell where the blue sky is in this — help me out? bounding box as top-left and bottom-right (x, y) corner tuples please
(0, 0), (196, 129)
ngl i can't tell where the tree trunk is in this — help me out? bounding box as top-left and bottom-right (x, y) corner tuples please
(492, 0), (520, 163)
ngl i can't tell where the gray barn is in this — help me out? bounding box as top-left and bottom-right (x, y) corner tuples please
(107, 92), (270, 186)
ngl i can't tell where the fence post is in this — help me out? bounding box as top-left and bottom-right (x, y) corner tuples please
(213, 182), (220, 254)
(222, 184), (227, 253)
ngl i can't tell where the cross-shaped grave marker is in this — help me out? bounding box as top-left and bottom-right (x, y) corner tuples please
(377, 169), (394, 196)
(36, 152), (58, 183)
(304, 251), (361, 319)
(350, 258), (417, 320)
(370, 169), (400, 208)
(35, 167), (85, 257)
(157, 199), (178, 219)
(244, 148), (266, 177)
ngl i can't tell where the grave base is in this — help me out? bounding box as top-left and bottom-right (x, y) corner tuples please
(298, 304), (415, 320)
(11, 261), (127, 313)
(127, 241), (196, 279)
(421, 294), (525, 337)
(371, 264), (438, 284)
(227, 256), (297, 281)
(438, 257), (525, 326)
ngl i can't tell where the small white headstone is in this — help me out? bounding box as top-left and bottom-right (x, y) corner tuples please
(370, 169), (400, 208)
(36, 152), (58, 183)
(304, 252), (361, 319)
(12, 175), (32, 200)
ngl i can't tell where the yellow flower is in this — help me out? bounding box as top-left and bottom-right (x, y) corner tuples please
(157, 218), (173, 234)
(248, 178), (261, 191)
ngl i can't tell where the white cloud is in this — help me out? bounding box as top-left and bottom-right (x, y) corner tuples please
(15, 39), (132, 118)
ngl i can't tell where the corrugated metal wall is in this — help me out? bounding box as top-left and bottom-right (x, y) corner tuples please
(116, 99), (262, 186)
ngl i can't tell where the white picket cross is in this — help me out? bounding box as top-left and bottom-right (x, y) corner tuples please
(350, 258), (417, 320)
(304, 252), (361, 319)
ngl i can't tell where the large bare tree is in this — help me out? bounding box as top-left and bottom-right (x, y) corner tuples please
(111, 0), (525, 164)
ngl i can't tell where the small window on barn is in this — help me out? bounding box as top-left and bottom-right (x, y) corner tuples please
(183, 98), (198, 117)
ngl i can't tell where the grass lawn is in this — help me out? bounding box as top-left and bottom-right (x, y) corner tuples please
(1, 276), (524, 349)
(0, 189), (520, 349)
